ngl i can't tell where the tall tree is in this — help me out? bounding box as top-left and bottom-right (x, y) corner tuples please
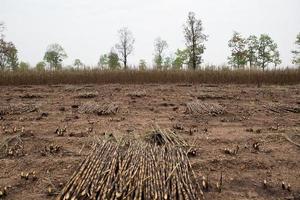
(43, 44), (67, 70)
(0, 39), (18, 71)
(172, 49), (188, 70)
(0, 23), (18, 70)
(292, 33), (300, 66)
(108, 50), (121, 70)
(183, 12), (208, 70)
(153, 37), (168, 69)
(115, 27), (135, 69)
(246, 35), (259, 68)
(228, 32), (248, 68)
(256, 34), (281, 71)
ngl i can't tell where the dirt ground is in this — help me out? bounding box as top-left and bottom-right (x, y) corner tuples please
(0, 84), (299, 200)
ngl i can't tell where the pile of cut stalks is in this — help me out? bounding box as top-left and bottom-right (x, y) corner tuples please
(186, 100), (225, 116)
(57, 130), (203, 200)
(78, 102), (119, 116)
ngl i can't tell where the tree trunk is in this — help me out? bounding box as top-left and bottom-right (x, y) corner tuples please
(124, 58), (127, 70)
(192, 50), (196, 70)
(192, 37), (196, 70)
(124, 48), (127, 69)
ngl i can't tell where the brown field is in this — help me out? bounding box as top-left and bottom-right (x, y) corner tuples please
(0, 83), (300, 200)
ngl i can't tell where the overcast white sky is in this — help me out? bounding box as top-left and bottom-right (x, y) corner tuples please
(1, 0), (300, 67)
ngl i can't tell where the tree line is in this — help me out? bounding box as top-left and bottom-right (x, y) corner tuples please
(0, 12), (300, 72)
(228, 32), (282, 71)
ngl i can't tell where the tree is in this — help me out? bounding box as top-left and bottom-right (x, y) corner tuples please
(74, 59), (84, 69)
(43, 43), (67, 70)
(153, 37), (168, 69)
(0, 22), (4, 39)
(183, 12), (208, 70)
(172, 49), (188, 70)
(36, 61), (46, 71)
(98, 54), (108, 69)
(115, 27), (135, 69)
(292, 33), (300, 66)
(246, 35), (259, 68)
(108, 50), (121, 70)
(0, 39), (18, 71)
(256, 34), (281, 71)
(273, 51), (282, 68)
(19, 61), (30, 71)
(228, 32), (248, 68)
(138, 59), (147, 70)
(163, 56), (173, 70)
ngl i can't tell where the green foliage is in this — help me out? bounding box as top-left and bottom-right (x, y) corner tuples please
(98, 54), (108, 69)
(154, 37), (168, 69)
(108, 51), (120, 70)
(138, 59), (147, 70)
(172, 49), (188, 70)
(227, 33), (281, 70)
(228, 32), (248, 68)
(184, 12), (208, 70)
(292, 33), (300, 66)
(246, 35), (259, 67)
(36, 61), (46, 71)
(74, 59), (84, 69)
(154, 55), (163, 70)
(256, 34), (281, 70)
(0, 39), (18, 71)
(19, 61), (30, 71)
(43, 43), (67, 70)
(273, 51), (281, 67)
(163, 56), (173, 70)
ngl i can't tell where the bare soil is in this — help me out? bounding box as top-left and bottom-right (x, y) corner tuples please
(0, 84), (299, 200)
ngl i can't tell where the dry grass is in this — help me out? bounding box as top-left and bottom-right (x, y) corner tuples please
(0, 68), (299, 85)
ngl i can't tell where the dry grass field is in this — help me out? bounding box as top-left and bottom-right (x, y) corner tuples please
(0, 83), (299, 199)
(0, 69), (299, 85)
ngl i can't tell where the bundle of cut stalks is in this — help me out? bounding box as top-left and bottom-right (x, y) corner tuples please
(64, 85), (84, 92)
(144, 128), (188, 147)
(127, 90), (147, 98)
(78, 102), (119, 115)
(0, 104), (38, 116)
(186, 100), (225, 116)
(76, 91), (98, 99)
(266, 103), (300, 114)
(56, 139), (203, 200)
(19, 93), (43, 99)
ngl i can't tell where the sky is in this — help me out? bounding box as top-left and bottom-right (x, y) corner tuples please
(1, 0), (300, 67)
